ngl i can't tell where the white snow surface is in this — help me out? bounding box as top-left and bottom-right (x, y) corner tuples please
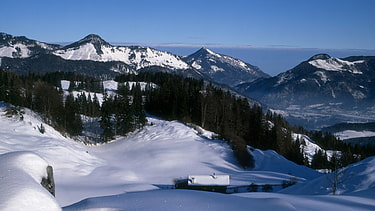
(53, 44), (189, 70)
(335, 130), (375, 140)
(0, 43), (31, 58)
(281, 156), (375, 195)
(0, 151), (61, 211)
(103, 79), (156, 92)
(0, 104), (374, 210)
(308, 57), (364, 74)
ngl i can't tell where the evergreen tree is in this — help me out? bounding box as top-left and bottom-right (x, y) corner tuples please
(32, 80), (64, 124)
(64, 93), (83, 136)
(115, 95), (132, 135)
(131, 82), (146, 129)
(311, 149), (330, 169)
(100, 95), (114, 142)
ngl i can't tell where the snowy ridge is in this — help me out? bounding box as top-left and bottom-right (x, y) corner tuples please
(308, 55), (364, 74)
(53, 38), (190, 70)
(0, 33), (191, 74)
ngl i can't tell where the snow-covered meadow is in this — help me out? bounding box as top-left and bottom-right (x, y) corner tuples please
(0, 104), (374, 210)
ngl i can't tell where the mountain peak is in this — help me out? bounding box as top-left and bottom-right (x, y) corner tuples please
(61, 34), (111, 55)
(78, 34), (110, 46)
(184, 47), (269, 87)
(308, 54), (332, 61)
(193, 47), (221, 58)
(198, 47), (210, 52)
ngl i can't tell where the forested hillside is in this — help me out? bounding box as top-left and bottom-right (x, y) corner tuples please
(1, 70), (373, 169)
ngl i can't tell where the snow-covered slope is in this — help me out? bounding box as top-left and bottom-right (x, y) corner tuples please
(53, 34), (190, 70)
(0, 104), (373, 210)
(293, 133), (338, 164)
(250, 146), (320, 179)
(184, 48), (269, 87)
(64, 189), (297, 211)
(0, 104), (318, 206)
(281, 155), (375, 195)
(308, 54), (364, 73)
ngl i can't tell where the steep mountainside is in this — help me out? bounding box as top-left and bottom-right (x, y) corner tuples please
(184, 48), (269, 87)
(237, 54), (375, 129)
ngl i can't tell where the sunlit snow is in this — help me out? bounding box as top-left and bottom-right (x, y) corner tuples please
(309, 57), (364, 74)
(0, 104), (374, 210)
(53, 44), (189, 70)
(335, 130), (375, 140)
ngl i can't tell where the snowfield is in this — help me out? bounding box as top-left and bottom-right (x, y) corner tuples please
(308, 57), (364, 74)
(0, 104), (374, 210)
(0, 43), (31, 58)
(335, 130), (375, 140)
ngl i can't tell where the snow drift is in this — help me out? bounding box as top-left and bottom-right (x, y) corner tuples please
(0, 151), (61, 211)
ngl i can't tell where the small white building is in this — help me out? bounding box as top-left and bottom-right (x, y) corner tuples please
(188, 173), (230, 186)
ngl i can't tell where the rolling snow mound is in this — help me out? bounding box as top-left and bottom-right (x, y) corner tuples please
(0, 151), (61, 211)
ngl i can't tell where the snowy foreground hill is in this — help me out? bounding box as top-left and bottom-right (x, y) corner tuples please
(0, 105), (374, 210)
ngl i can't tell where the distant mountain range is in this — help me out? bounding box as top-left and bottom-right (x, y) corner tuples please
(0, 33), (267, 86)
(236, 54), (375, 129)
(1, 32), (375, 130)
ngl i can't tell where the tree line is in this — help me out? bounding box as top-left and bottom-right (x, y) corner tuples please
(0, 70), (146, 142)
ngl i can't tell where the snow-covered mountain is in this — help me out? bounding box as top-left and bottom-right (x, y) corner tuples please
(0, 32), (60, 58)
(53, 34), (190, 70)
(0, 33), (208, 79)
(237, 54), (375, 130)
(184, 48), (269, 87)
(0, 33), (269, 87)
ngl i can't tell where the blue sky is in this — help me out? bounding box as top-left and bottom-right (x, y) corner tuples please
(1, 0), (374, 75)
